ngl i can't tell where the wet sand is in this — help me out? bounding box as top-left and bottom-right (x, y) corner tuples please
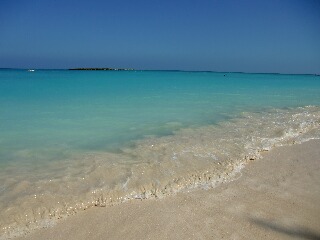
(18, 140), (320, 240)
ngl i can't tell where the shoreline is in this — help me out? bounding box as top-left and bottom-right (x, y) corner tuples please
(16, 139), (320, 240)
(1, 105), (319, 239)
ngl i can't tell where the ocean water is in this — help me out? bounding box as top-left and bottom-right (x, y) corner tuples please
(0, 69), (320, 238)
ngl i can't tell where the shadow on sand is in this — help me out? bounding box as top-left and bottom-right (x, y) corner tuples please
(249, 217), (320, 240)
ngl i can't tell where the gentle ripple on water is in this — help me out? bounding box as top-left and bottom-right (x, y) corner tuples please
(0, 105), (319, 239)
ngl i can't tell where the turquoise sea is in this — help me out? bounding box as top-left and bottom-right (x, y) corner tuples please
(1, 69), (320, 238)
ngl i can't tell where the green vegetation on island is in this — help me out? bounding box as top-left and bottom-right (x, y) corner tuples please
(69, 68), (134, 71)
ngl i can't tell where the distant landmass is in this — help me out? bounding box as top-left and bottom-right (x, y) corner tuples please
(69, 68), (134, 71)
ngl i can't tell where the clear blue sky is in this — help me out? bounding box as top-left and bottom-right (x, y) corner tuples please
(0, 0), (319, 73)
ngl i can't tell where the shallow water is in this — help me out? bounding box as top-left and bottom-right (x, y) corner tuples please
(0, 70), (320, 238)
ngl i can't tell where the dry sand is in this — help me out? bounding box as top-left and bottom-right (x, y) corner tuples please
(18, 140), (320, 240)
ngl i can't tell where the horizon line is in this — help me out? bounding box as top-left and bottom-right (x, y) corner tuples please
(0, 67), (319, 76)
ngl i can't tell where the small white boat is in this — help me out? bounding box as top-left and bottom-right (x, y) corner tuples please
(28, 69), (35, 72)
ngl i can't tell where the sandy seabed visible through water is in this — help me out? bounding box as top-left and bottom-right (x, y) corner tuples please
(1, 105), (320, 239)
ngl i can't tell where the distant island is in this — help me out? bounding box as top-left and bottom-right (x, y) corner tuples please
(69, 68), (134, 71)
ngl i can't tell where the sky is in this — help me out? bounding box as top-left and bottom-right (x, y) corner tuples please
(0, 0), (319, 73)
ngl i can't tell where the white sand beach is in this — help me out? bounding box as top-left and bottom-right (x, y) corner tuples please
(17, 140), (320, 240)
